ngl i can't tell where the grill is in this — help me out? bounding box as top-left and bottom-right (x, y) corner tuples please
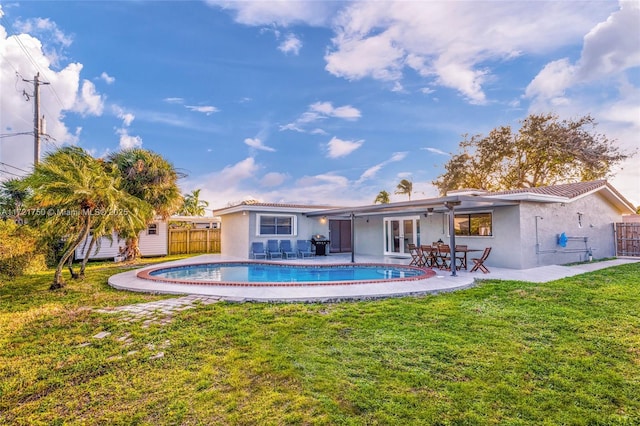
(311, 234), (331, 256)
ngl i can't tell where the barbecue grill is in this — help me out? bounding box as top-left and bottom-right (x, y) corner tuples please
(311, 234), (330, 256)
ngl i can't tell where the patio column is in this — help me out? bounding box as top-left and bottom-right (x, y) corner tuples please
(350, 212), (355, 263)
(444, 201), (460, 276)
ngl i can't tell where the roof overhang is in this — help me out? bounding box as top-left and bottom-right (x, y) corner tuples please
(213, 204), (340, 216)
(304, 195), (520, 218)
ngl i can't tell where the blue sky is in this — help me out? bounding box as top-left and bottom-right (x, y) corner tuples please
(1, 1), (638, 209)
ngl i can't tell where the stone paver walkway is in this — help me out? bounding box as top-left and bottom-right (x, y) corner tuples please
(94, 295), (220, 327)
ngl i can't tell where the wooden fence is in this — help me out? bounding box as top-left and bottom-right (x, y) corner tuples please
(168, 228), (221, 255)
(615, 223), (640, 257)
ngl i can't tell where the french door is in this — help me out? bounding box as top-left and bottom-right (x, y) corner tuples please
(384, 216), (420, 256)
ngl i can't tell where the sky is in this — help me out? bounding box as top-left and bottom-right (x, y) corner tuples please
(0, 1), (638, 211)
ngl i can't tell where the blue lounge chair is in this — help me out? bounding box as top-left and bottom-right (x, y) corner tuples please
(266, 239), (283, 259)
(251, 242), (267, 259)
(279, 240), (297, 259)
(296, 239), (314, 258)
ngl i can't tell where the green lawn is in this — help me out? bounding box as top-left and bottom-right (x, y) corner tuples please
(1, 260), (639, 425)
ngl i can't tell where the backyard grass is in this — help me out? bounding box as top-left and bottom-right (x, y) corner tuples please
(1, 260), (639, 425)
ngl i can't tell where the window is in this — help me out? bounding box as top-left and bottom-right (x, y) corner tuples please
(454, 212), (492, 236)
(147, 223), (158, 235)
(257, 214), (296, 236)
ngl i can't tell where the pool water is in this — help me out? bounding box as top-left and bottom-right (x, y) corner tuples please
(143, 262), (428, 285)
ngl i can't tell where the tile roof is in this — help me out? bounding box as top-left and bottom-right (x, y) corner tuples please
(488, 180), (608, 199)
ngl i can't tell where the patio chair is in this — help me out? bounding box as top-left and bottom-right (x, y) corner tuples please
(251, 242), (267, 259)
(470, 247), (492, 273)
(266, 239), (283, 259)
(296, 239), (314, 258)
(437, 244), (451, 270)
(279, 240), (297, 259)
(408, 244), (423, 266)
(454, 245), (467, 270)
(421, 245), (437, 268)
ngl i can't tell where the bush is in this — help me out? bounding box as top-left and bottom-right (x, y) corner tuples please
(0, 220), (47, 277)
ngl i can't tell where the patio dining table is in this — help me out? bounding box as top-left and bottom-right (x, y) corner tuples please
(433, 246), (482, 270)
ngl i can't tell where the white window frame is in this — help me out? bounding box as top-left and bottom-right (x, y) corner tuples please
(256, 214), (298, 237)
(147, 223), (159, 236)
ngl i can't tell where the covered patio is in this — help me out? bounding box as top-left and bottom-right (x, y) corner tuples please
(304, 194), (519, 276)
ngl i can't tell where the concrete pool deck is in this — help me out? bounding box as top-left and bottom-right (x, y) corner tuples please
(107, 254), (639, 303)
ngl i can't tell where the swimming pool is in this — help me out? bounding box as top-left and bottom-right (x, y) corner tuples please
(137, 262), (433, 287)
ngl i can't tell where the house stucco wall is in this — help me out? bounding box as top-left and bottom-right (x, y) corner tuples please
(353, 216), (384, 256)
(219, 210), (329, 258)
(520, 193), (620, 268)
(219, 212), (250, 258)
(418, 207), (522, 269)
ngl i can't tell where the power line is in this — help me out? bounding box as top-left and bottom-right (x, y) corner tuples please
(0, 162), (30, 173)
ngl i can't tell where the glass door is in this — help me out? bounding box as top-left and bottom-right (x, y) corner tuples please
(384, 216), (420, 256)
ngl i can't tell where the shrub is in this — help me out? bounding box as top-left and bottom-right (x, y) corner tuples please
(0, 220), (47, 276)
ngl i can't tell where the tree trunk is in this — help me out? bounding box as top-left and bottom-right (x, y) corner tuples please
(68, 255), (79, 280)
(51, 218), (92, 290)
(79, 235), (97, 279)
(124, 236), (141, 261)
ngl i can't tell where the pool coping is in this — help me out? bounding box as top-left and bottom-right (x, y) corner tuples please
(108, 254), (476, 302)
(136, 261), (436, 287)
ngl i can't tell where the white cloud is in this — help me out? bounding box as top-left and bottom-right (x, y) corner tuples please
(72, 79), (105, 116)
(206, 0), (337, 27)
(278, 33), (302, 55)
(310, 101), (361, 120)
(112, 105), (135, 127)
(244, 137), (276, 152)
(324, 1), (614, 103)
(326, 136), (363, 158)
(261, 172), (288, 187)
(116, 128), (142, 150)
(281, 101), (361, 133)
(164, 97), (184, 104)
(99, 72), (115, 84)
(357, 151), (407, 183)
(185, 105), (219, 115)
(526, 2), (639, 102)
(422, 147), (449, 156)
(576, 1), (640, 81)
(0, 21), (108, 175)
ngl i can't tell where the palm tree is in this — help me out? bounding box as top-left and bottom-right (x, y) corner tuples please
(107, 148), (183, 259)
(395, 179), (413, 201)
(0, 178), (29, 223)
(179, 189), (209, 216)
(22, 147), (146, 289)
(374, 190), (390, 204)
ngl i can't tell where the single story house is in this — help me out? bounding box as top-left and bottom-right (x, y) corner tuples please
(212, 180), (636, 270)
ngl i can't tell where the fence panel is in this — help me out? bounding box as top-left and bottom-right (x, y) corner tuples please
(615, 223), (640, 257)
(168, 228), (221, 255)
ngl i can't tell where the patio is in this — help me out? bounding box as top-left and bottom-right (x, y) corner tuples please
(107, 254), (639, 303)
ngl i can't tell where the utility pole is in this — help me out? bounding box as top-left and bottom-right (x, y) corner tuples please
(23, 73), (49, 166)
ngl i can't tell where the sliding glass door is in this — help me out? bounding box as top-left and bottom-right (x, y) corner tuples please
(384, 216), (420, 256)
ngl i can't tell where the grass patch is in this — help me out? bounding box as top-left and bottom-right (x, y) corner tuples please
(1, 260), (639, 424)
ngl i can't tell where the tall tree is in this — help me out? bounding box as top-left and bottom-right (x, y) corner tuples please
(107, 148), (182, 259)
(374, 190), (390, 204)
(179, 188), (209, 216)
(21, 147), (146, 289)
(433, 113), (632, 194)
(395, 179), (413, 201)
(0, 178), (29, 223)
